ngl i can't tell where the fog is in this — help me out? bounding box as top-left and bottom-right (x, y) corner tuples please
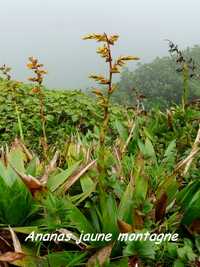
(0, 0), (200, 89)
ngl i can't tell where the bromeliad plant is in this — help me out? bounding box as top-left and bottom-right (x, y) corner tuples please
(0, 142), (34, 226)
(1, 33), (200, 267)
(83, 33), (139, 180)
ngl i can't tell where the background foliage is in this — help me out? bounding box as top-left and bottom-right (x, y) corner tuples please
(113, 45), (200, 108)
(0, 80), (125, 151)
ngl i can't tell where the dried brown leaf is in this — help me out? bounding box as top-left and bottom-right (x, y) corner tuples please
(117, 219), (133, 233)
(63, 160), (96, 192)
(9, 227), (22, 253)
(87, 243), (113, 267)
(155, 192), (168, 223)
(0, 252), (24, 263)
(133, 209), (144, 230)
(10, 164), (42, 192)
(40, 151), (59, 184)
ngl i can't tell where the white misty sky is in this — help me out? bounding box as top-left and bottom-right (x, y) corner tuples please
(0, 0), (199, 89)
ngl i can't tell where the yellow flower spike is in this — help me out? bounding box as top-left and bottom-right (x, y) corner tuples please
(119, 56), (140, 61)
(108, 34), (119, 45)
(91, 89), (104, 97)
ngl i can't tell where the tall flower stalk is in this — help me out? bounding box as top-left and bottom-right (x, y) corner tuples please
(27, 57), (48, 159)
(83, 33), (139, 181)
(167, 40), (196, 110)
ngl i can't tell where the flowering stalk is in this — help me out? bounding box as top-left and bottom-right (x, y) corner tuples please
(27, 57), (48, 159)
(167, 40), (196, 110)
(83, 33), (139, 179)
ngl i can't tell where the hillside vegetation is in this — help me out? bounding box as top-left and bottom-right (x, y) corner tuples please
(0, 79), (124, 152)
(0, 34), (200, 267)
(114, 45), (200, 108)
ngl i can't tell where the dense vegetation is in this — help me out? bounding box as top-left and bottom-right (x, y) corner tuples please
(0, 34), (200, 267)
(0, 79), (124, 153)
(113, 45), (200, 108)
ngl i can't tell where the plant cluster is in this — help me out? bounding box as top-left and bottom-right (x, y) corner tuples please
(0, 34), (199, 267)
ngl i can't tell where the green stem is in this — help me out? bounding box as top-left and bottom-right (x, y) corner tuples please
(182, 63), (189, 110)
(15, 104), (24, 141)
(97, 34), (113, 187)
(39, 88), (48, 160)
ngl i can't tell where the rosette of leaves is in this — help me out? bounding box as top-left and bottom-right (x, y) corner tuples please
(0, 142), (34, 226)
